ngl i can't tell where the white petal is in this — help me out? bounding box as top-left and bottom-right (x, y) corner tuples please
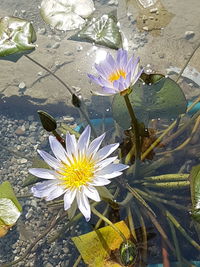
(82, 186), (100, 202)
(96, 163), (129, 178)
(63, 189), (77, 210)
(31, 180), (58, 198)
(76, 191), (91, 221)
(37, 149), (60, 170)
(66, 133), (77, 155)
(29, 168), (56, 179)
(95, 143), (119, 161)
(45, 186), (65, 201)
(89, 177), (111, 186)
(95, 156), (118, 170)
(87, 133), (105, 156)
(77, 125), (91, 152)
(49, 136), (69, 164)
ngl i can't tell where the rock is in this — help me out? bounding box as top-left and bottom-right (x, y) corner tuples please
(15, 127), (26, 135)
(184, 31), (195, 40)
(20, 158), (28, 164)
(143, 26), (149, 31)
(18, 82), (26, 90)
(52, 42), (60, 49)
(150, 8), (158, 13)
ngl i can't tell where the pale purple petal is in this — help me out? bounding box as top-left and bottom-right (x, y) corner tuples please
(76, 191), (91, 221)
(88, 74), (102, 86)
(87, 133), (105, 156)
(95, 63), (108, 79)
(29, 168), (56, 179)
(96, 163), (129, 178)
(95, 143), (119, 161)
(63, 189), (77, 210)
(31, 180), (58, 198)
(89, 177), (111, 186)
(37, 149), (60, 170)
(107, 54), (117, 69)
(77, 125), (91, 152)
(45, 186), (65, 201)
(66, 133), (77, 155)
(95, 156), (118, 169)
(49, 136), (69, 164)
(82, 186), (100, 202)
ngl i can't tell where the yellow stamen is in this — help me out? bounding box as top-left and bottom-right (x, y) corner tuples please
(108, 69), (126, 83)
(57, 156), (95, 189)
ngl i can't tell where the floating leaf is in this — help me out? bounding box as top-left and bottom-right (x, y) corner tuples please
(189, 165), (200, 223)
(0, 182), (22, 237)
(112, 75), (187, 129)
(40, 0), (94, 31)
(0, 16), (36, 58)
(77, 13), (122, 49)
(72, 221), (131, 266)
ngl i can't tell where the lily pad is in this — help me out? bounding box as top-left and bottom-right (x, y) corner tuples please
(189, 165), (200, 223)
(0, 16), (36, 58)
(72, 221), (131, 266)
(40, 0), (94, 31)
(112, 75), (187, 129)
(77, 13), (122, 49)
(0, 182), (22, 237)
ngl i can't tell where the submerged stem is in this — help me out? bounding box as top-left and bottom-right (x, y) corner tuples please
(91, 206), (127, 243)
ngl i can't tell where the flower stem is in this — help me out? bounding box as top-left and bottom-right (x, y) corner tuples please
(91, 206), (127, 243)
(24, 54), (97, 137)
(123, 94), (141, 174)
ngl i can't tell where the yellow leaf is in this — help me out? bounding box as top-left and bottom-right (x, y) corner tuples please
(72, 221), (131, 267)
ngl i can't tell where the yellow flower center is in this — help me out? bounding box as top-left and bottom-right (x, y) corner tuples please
(57, 156), (95, 189)
(108, 69), (126, 83)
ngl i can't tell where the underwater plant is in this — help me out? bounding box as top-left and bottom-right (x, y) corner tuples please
(0, 2), (200, 266)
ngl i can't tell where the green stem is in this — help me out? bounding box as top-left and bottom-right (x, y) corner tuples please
(91, 206), (127, 243)
(123, 94), (141, 175)
(24, 54), (97, 137)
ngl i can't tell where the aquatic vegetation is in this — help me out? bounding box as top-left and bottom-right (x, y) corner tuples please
(88, 48), (143, 96)
(40, 0), (95, 31)
(0, 6), (200, 267)
(29, 125), (128, 221)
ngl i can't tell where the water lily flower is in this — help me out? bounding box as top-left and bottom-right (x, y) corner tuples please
(29, 126), (128, 221)
(88, 49), (143, 96)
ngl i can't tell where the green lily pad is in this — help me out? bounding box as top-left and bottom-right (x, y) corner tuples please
(0, 16), (36, 58)
(0, 198), (21, 226)
(40, 0), (94, 31)
(0, 181), (22, 212)
(77, 13), (122, 49)
(189, 165), (200, 223)
(112, 75), (187, 129)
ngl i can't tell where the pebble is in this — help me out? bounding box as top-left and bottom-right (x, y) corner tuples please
(150, 7), (158, 13)
(52, 42), (60, 49)
(143, 26), (149, 31)
(20, 158), (28, 164)
(184, 31), (195, 40)
(15, 126), (26, 135)
(18, 82), (26, 90)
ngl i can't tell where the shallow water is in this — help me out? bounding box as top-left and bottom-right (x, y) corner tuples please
(0, 0), (200, 266)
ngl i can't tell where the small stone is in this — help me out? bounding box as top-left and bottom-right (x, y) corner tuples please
(38, 27), (46, 35)
(184, 31), (195, 40)
(27, 115), (34, 121)
(158, 53), (165, 58)
(21, 10), (26, 14)
(15, 127), (25, 135)
(150, 8), (158, 13)
(52, 42), (60, 49)
(76, 45), (83, 52)
(18, 82), (26, 90)
(63, 116), (74, 122)
(20, 158), (28, 164)
(37, 71), (43, 76)
(143, 26), (149, 31)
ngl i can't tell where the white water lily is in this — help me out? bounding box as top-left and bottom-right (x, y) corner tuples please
(29, 126), (128, 221)
(40, 0), (95, 31)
